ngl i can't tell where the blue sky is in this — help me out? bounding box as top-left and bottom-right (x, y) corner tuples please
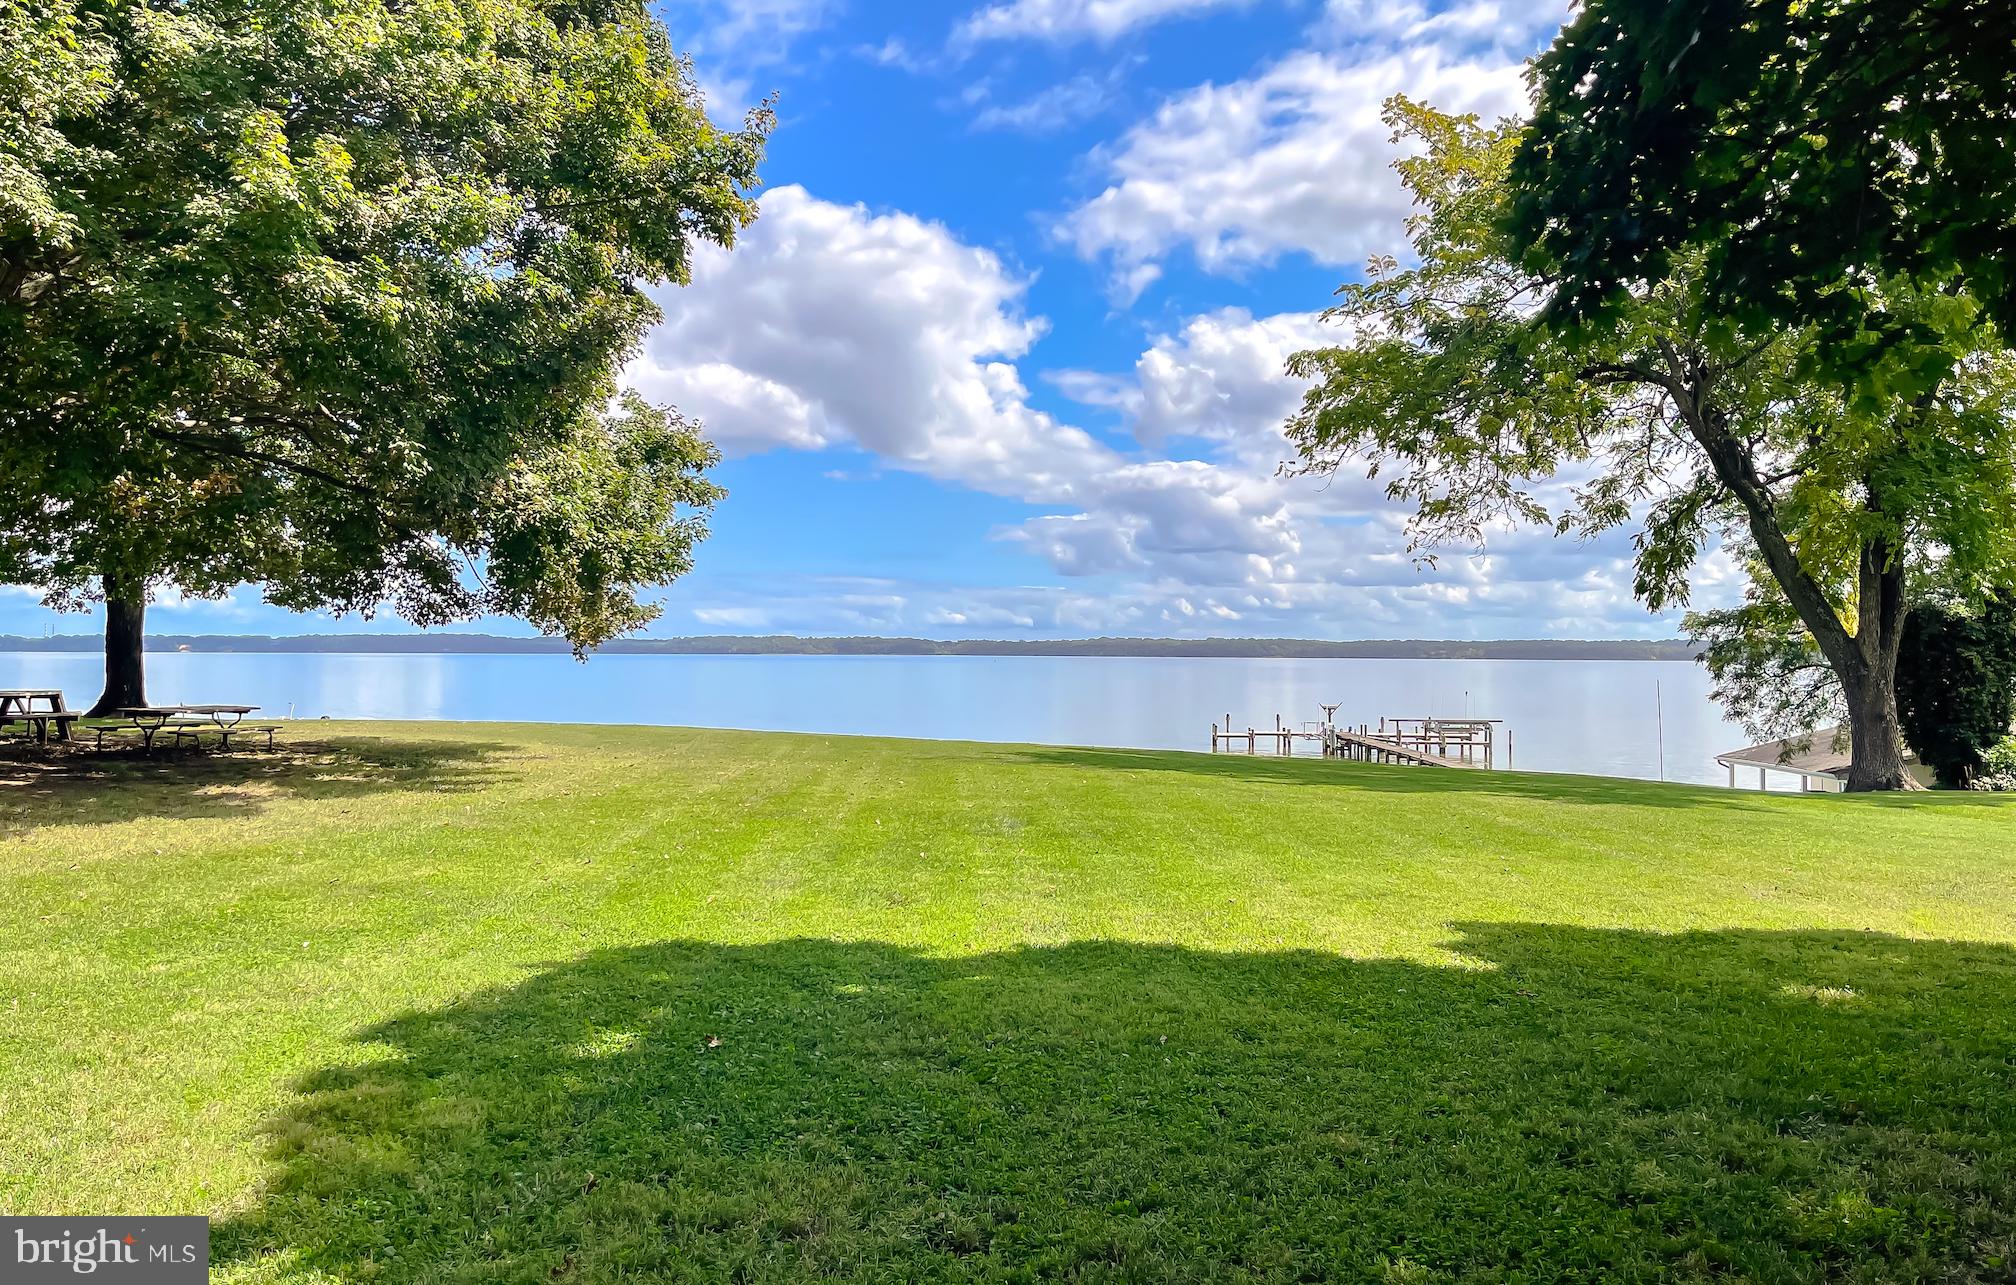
(4, 0), (1739, 642)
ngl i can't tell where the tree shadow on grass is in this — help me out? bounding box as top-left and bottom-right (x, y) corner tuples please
(219, 925), (2016, 1283)
(0, 736), (518, 832)
(1002, 745), (2016, 812)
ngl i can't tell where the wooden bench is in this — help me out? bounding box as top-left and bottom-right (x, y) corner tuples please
(201, 724), (284, 750)
(164, 719), (222, 751)
(2, 711), (82, 745)
(88, 724), (148, 750)
(169, 721), (284, 751)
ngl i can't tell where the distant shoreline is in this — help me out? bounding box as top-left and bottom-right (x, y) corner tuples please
(1, 633), (1700, 661)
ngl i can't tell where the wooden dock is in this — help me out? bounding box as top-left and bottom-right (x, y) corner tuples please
(1320, 725), (1478, 769)
(1210, 712), (1506, 770)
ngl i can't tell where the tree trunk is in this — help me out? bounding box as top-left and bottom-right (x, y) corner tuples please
(1839, 523), (1921, 792)
(1841, 664), (1917, 792)
(1719, 489), (1915, 790)
(87, 573), (147, 717)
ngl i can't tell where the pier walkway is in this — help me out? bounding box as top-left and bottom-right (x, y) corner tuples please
(1320, 725), (1480, 769)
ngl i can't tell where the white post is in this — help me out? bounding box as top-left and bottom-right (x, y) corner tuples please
(1655, 680), (1666, 781)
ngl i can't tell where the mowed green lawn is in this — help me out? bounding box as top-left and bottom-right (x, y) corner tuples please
(5, 723), (2016, 1282)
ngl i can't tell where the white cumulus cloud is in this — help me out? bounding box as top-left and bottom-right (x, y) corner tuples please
(630, 185), (1697, 640)
(1058, 46), (1528, 294)
(629, 185), (1111, 502)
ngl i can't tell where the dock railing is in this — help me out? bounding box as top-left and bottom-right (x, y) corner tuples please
(1207, 713), (1305, 756)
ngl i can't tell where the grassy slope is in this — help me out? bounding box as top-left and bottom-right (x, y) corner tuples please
(3, 723), (2014, 1283)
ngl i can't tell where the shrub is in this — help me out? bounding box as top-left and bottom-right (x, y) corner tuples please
(1977, 737), (2016, 793)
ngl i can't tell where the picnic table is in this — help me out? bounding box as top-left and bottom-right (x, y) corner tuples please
(0, 689), (81, 744)
(112, 705), (267, 751)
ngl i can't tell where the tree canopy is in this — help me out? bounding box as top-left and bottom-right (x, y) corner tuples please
(1, 0), (764, 709)
(1508, 0), (2016, 392)
(1286, 99), (2016, 790)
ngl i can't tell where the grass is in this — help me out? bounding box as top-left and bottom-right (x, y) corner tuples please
(3, 722), (2015, 1282)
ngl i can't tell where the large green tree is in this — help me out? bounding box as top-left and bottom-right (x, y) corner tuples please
(1508, 0), (2016, 383)
(1, 0), (764, 712)
(1287, 101), (2016, 791)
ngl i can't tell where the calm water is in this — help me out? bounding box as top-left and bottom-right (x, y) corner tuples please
(1, 651), (1750, 785)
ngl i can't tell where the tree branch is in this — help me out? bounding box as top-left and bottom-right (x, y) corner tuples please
(1677, 405), (1865, 682)
(143, 425), (428, 543)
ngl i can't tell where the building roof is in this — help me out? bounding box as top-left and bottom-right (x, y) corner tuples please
(1716, 726), (1854, 780)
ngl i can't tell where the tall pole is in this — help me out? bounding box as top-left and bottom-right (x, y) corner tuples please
(1655, 680), (1666, 782)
